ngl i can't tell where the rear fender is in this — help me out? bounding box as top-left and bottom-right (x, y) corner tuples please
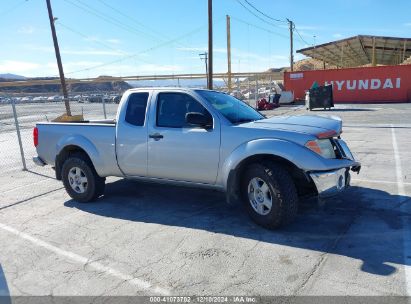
(55, 135), (103, 176)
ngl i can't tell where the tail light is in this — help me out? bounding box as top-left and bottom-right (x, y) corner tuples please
(33, 127), (38, 147)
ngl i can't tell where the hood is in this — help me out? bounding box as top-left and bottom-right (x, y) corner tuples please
(243, 115), (342, 138)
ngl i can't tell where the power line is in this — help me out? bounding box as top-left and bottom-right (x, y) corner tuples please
(96, 0), (167, 42)
(56, 21), (191, 73)
(235, 0), (284, 29)
(243, 0), (286, 23)
(56, 21), (127, 55)
(96, 0), (197, 50)
(231, 16), (289, 39)
(294, 26), (310, 46)
(63, 0), (162, 44)
(0, 0), (28, 18)
(65, 19), (222, 75)
(235, 0), (315, 49)
(63, 0), (196, 51)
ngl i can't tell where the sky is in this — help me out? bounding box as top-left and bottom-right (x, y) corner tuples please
(0, 0), (411, 78)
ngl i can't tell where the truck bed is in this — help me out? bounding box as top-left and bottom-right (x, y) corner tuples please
(36, 121), (122, 177)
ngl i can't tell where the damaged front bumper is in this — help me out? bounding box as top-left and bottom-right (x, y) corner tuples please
(309, 138), (361, 197)
(310, 167), (351, 197)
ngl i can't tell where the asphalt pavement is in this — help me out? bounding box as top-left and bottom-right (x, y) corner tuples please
(0, 102), (410, 298)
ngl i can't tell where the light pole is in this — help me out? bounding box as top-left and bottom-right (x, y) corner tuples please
(199, 52), (208, 88)
(208, 0), (213, 89)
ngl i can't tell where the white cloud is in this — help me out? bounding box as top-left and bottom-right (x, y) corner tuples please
(23, 44), (127, 56)
(294, 53), (307, 61)
(46, 61), (104, 71)
(135, 64), (183, 73)
(0, 60), (109, 77)
(62, 49), (127, 56)
(83, 37), (122, 45)
(176, 46), (226, 54)
(18, 26), (35, 34)
(278, 24), (319, 31)
(62, 63), (184, 78)
(0, 60), (40, 73)
(295, 30), (315, 38)
(333, 33), (343, 38)
(106, 39), (121, 44)
(404, 22), (411, 27)
(296, 25), (320, 30)
(176, 47), (290, 72)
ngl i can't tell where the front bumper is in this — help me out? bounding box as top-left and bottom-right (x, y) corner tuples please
(310, 168), (350, 197)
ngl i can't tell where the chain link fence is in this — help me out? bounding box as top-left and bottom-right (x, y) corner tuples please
(0, 75), (285, 178)
(0, 97), (118, 178)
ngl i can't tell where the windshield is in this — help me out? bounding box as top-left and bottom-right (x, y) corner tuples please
(196, 90), (264, 124)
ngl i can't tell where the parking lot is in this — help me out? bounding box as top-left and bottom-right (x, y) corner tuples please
(0, 102), (410, 297)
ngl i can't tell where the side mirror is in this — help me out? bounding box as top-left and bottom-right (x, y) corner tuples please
(185, 112), (212, 129)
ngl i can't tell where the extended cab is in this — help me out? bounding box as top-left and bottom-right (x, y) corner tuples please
(34, 88), (361, 229)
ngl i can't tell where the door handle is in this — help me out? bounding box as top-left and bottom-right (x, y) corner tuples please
(149, 133), (164, 140)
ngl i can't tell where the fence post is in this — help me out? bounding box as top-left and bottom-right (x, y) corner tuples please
(255, 76), (259, 109)
(11, 99), (27, 171)
(248, 78), (250, 105)
(102, 97), (107, 119)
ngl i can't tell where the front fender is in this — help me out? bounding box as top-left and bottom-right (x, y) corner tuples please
(219, 138), (357, 190)
(55, 134), (104, 175)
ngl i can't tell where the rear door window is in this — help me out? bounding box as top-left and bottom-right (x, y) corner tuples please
(125, 92), (149, 126)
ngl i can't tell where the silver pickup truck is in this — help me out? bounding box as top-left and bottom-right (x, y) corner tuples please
(34, 88), (360, 229)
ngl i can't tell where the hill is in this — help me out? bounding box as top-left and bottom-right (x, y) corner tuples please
(293, 58), (337, 71)
(0, 73), (27, 80)
(0, 76), (131, 93)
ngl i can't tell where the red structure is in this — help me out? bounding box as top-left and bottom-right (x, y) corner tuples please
(284, 65), (411, 103)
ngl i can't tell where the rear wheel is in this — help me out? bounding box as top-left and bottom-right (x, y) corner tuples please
(241, 162), (298, 229)
(61, 153), (105, 202)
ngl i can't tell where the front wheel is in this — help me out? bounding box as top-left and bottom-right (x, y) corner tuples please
(241, 162), (298, 229)
(61, 153), (105, 202)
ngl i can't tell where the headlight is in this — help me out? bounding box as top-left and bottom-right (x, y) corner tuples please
(305, 139), (336, 159)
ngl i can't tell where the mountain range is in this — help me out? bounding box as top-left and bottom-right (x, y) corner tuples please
(0, 73), (27, 80)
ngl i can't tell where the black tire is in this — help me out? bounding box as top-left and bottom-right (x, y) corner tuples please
(61, 152), (105, 202)
(241, 162), (298, 229)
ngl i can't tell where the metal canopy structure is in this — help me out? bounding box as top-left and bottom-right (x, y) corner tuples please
(297, 35), (411, 68)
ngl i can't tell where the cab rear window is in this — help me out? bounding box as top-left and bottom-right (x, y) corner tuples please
(125, 93), (149, 126)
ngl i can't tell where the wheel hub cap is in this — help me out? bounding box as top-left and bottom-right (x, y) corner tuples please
(256, 190), (264, 202)
(68, 167), (88, 194)
(247, 177), (273, 216)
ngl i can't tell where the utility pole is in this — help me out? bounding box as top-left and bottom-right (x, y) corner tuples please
(226, 15), (232, 93)
(287, 19), (294, 72)
(46, 0), (71, 116)
(208, 0), (213, 90)
(199, 52), (209, 88)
